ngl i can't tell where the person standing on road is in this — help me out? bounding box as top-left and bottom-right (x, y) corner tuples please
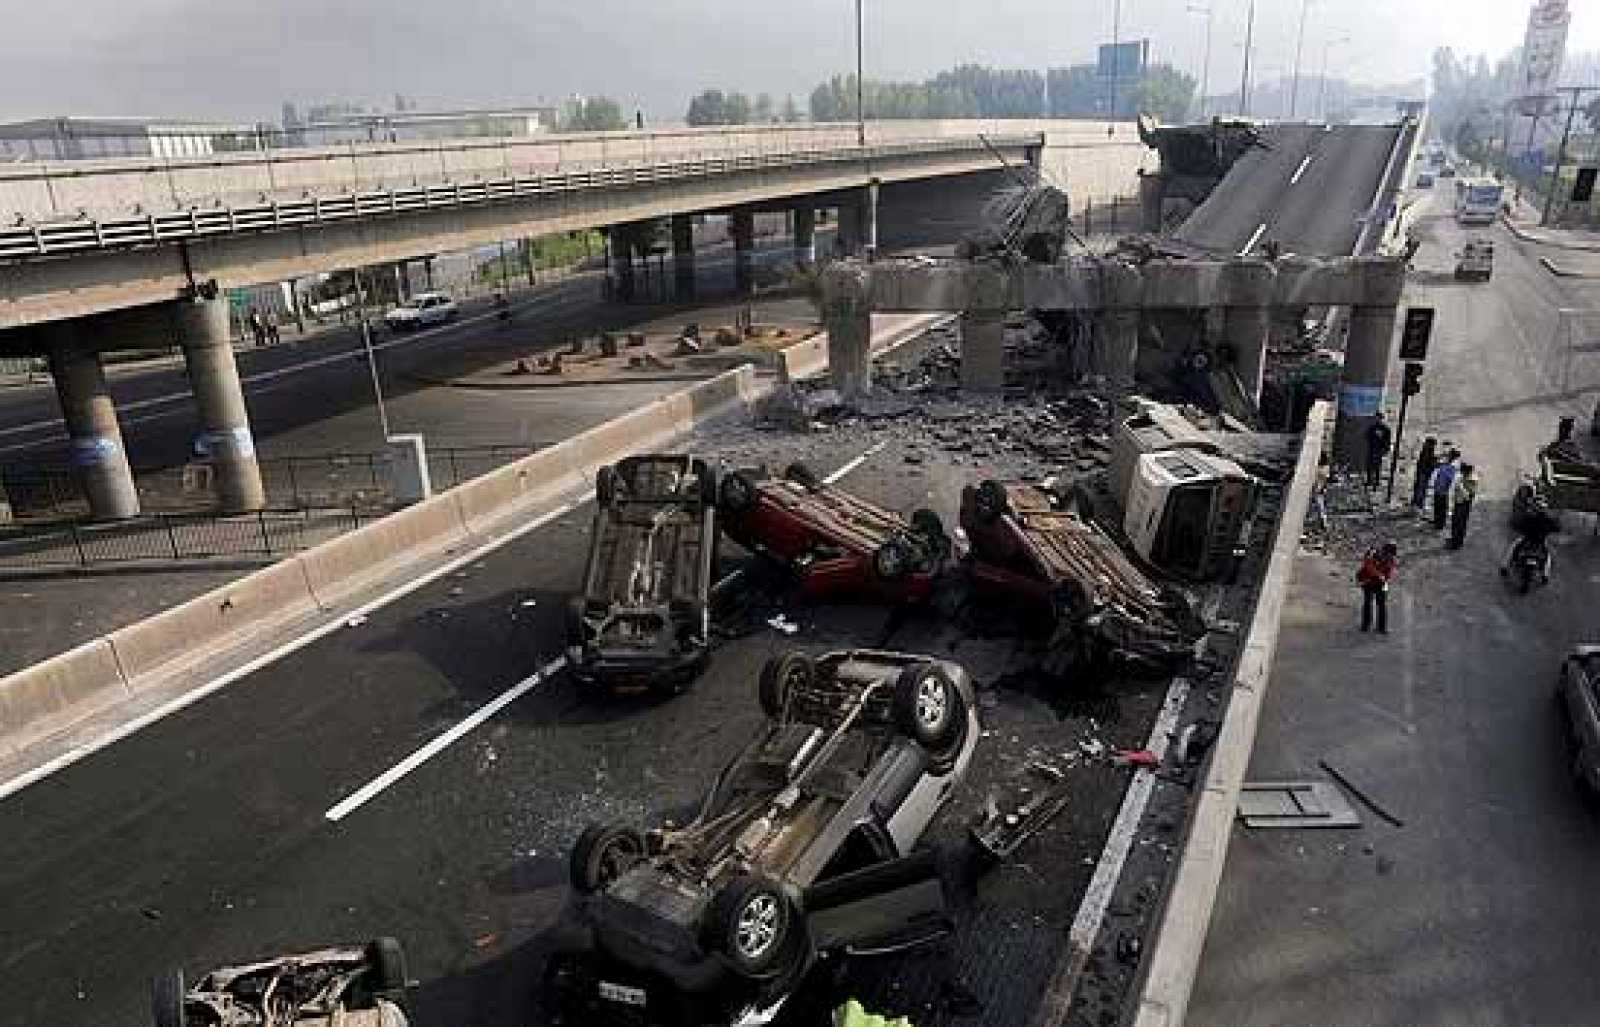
(1411, 437), (1439, 513)
(248, 307), (266, 348)
(265, 311), (280, 346)
(1429, 449), (1462, 530)
(1357, 541), (1399, 634)
(1365, 413), (1393, 488)
(1447, 463), (1481, 550)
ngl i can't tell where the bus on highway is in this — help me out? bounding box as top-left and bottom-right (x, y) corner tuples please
(1454, 177), (1504, 226)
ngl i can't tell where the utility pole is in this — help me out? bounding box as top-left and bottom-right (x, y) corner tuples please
(1239, 0), (1256, 117)
(1109, 0), (1123, 120)
(1289, 0), (1310, 119)
(1188, 3), (1213, 120)
(855, 0), (866, 147)
(1543, 86), (1600, 227)
(1317, 34), (1349, 121)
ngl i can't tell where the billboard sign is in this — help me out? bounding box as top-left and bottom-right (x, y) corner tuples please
(1517, 0), (1571, 101)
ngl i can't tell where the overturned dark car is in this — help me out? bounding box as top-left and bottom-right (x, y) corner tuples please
(961, 480), (1202, 670)
(717, 463), (951, 604)
(545, 649), (980, 1025)
(566, 455), (720, 692)
(151, 938), (409, 1026)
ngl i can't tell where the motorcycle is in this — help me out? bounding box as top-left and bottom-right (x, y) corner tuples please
(1504, 536), (1552, 595)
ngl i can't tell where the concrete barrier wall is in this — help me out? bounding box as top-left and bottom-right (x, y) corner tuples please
(299, 490), (471, 609)
(1130, 400), (1331, 1027)
(106, 557), (320, 685)
(0, 639), (128, 760)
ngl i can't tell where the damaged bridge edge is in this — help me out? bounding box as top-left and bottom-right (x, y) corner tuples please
(1127, 399), (1331, 1027)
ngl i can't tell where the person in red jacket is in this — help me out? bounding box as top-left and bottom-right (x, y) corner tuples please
(1357, 541), (1399, 634)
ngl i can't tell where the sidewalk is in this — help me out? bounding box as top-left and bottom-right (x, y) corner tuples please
(1503, 195), (1600, 253)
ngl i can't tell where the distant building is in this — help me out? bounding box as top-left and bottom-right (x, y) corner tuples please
(0, 116), (268, 162)
(289, 107), (559, 147)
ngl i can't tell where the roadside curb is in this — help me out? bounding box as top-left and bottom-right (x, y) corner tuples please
(406, 370), (719, 390)
(1504, 215), (1600, 253)
(1130, 400), (1331, 1027)
(1539, 255), (1600, 279)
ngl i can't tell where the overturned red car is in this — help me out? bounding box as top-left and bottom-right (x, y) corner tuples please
(960, 479), (1201, 669)
(717, 463), (950, 603)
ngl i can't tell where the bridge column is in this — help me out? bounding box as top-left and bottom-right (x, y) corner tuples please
(1221, 261), (1277, 407)
(793, 207), (816, 267)
(1334, 303), (1400, 466)
(609, 227), (636, 302)
(865, 180), (879, 257)
(836, 184), (878, 258)
(822, 267), (873, 400)
(176, 297), (265, 512)
(47, 344), (140, 521)
(960, 311), (1006, 392)
(731, 211), (755, 296)
(1094, 261), (1144, 387)
(672, 214), (696, 301)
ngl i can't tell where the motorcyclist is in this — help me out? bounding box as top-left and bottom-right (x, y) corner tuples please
(1502, 496), (1560, 584)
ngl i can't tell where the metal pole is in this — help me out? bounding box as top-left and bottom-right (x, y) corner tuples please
(1543, 88), (1588, 227)
(1200, 6), (1213, 119)
(1289, 0), (1309, 119)
(1110, 0), (1122, 120)
(354, 267), (391, 441)
(855, 0), (865, 147)
(1385, 387), (1411, 505)
(1239, 0), (1256, 117)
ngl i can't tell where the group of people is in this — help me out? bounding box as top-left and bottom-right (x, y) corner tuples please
(1409, 434), (1480, 550)
(247, 307), (281, 348)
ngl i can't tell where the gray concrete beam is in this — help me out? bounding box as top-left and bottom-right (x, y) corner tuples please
(0, 149), (1028, 334)
(175, 298), (266, 513)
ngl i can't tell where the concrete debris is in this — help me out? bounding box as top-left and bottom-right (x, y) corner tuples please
(673, 335), (702, 356)
(961, 173), (1074, 264)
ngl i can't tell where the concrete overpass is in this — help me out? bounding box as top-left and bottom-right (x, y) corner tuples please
(0, 119), (1149, 523)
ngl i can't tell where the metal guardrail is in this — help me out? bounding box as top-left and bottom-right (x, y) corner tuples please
(0, 507), (372, 571)
(0, 136), (1040, 261)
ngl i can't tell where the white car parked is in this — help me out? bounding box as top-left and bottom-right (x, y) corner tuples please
(383, 292), (457, 331)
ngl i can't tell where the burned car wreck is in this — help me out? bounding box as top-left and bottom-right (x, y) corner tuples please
(545, 649), (979, 1024)
(961, 480), (1202, 671)
(567, 454), (720, 692)
(717, 463), (951, 604)
(151, 939), (409, 1027)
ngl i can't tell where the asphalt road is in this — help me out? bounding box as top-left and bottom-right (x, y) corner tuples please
(1173, 123), (1401, 257)
(0, 396), (1202, 1027)
(1189, 188), (1600, 1024)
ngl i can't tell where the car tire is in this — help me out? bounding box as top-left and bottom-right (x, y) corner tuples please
(784, 462), (819, 490)
(910, 508), (950, 559)
(891, 664), (965, 756)
(759, 652), (814, 719)
(150, 969), (185, 1027)
(704, 875), (796, 979)
(569, 823), (646, 894)
(973, 480), (1009, 524)
(595, 465), (621, 508)
(365, 937), (408, 995)
(874, 535), (913, 580)
(720, 471), (758, 513)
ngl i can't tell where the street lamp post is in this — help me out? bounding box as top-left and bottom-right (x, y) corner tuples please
(1239, 0), (1257, 117)
(1318, 34), (1350, 121)
(855, 0), (865, 147)
(1110, 0), (1123, 120)
(1289, 0), (1310, 118)
(1187, 3), (1214, 120)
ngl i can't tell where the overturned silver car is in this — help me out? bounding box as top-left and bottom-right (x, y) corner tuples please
(151, 938), (409, 1027)
(545, 649), (980, 1025)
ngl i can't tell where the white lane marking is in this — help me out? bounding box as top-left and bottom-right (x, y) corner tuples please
(0, 489), (593, 804)
(711, 441), (887, 598)
(1290, 154), (1314, 186)
(1033, 589), (1223, 1027)
(1239, 222), (1268, 257)
(324, 655), (568, 822)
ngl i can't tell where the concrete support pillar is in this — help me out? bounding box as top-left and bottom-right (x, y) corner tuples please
(865, 180), (880, 258)
(731, 210), (755, 296)
(838, 198), (865, 257)
(1095, 310), (1141, 386)
(423, 256), (435, 291)
(672, 214), (696, 301)
(1223, 304), (1271, 405)
(960, 310), (1006, 392)
(524, 239), (537, 288)
(1139, 171), (1167, 233)
(1334, 303), (1400, 465)
(793, 207), (817, 267)
(610, 227), (636, 302)
(176, 298), (265, 513)
(393, 262), (408, 302)
(48, 346), (139, 521)
(821, 265), (873, 400)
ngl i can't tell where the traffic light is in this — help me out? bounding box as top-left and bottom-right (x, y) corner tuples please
(1402, 362), (1424, 397)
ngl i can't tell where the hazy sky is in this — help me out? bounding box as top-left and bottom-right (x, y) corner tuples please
(3, 0), (1597, 123)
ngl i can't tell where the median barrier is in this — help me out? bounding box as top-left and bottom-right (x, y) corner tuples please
(1130, 400), (1330, 1027)
(0, 639), (129, 760)
(300, 490), (471, 610)
(107, 557), (321, 687)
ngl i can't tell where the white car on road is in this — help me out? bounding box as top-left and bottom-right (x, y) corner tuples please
(383, 292), (457, 331)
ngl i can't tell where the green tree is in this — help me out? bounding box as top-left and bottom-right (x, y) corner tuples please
(1125, 65), (1197, 122)
(686, 89), (729, 126)
(560, 96), (626, 132)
